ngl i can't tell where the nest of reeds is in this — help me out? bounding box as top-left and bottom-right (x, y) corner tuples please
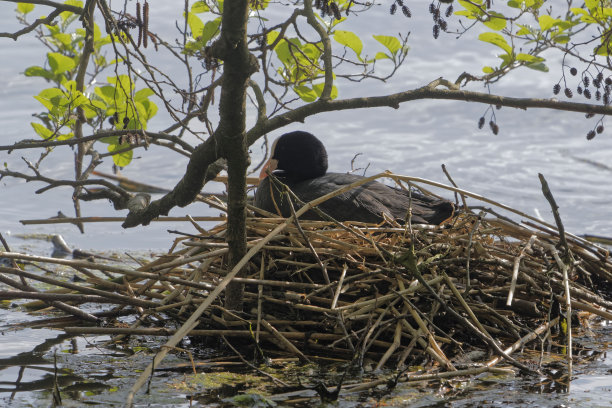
(156, 191), (612, 372)
(1, 172), (612, 392)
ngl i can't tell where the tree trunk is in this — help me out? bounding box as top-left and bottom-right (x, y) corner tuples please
(215, 1), (257, 311)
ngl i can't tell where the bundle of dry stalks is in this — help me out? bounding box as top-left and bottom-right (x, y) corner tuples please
(1, 172), (611, 396)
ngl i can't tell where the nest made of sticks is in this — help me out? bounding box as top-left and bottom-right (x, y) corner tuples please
(1, 172), (611, 382)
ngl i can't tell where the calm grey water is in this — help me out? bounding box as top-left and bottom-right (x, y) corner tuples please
(0, 2), (611, 406)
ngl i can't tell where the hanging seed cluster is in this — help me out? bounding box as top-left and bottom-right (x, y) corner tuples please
(315, 0), (343, 20)
(553, 67), (612, 139)
(477, 104), (501, 135)
(109, 1), (152, 49)
(429, 1), (452, 39)
(389, 0), (412, 18)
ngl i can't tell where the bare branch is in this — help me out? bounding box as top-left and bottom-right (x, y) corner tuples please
(0, 8), (64, 40)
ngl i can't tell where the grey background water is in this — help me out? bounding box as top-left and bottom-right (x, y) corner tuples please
(0, 2), (611, 405)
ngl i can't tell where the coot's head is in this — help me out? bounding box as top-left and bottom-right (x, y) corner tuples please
(261, 131), (328, 181)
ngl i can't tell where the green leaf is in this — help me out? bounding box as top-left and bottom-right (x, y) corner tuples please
(108, 143), (133, 167)
(187, 13), (204, 38)
(482, 66), (495, 73)
(275, 38), (301, 65)
(134, 88), (154, 102)
(585, 0), (598, 11)
(34, 88), (65, 111)
(454, 10), (477, 19)
(595, 43), (612, 56)
(484, 11), (507, 31)
(80, 103), (99, 119)
(538, 15), (556, 31)
(499, 53), (512, 68)
(458, 0), (484, 16)
(94, 85), (117, 105)
(526, 62), (549, 72)
(516, 24), (531, 36)
(553, 35), (570, 44)
(570, 7), (587, 16)
(191, 1), (209, 13)
(374, 52), (390, 60)
(47, 52), (76, 74)
(478, 32), (512, 54)
(99, 136), (118, 144)
(31, 122), (53, 139)
(293, 85), (318, 102)
(140, 100), (158, 122)
(57, 132), (74, 141)
(108, 75), (134, 97)
(17, 3), (35, 14)
(60, 0), (82, 21)
(300, 43), (322, 65)
(334, 30), (363, 59)
(24, 66), (55, 80)
(579, 14), (597, 24)
(201, 18), (221, 44)
(373, 35), (401, 56)
(312, 82), (338, 100)
(53, 33), (73, 48)
(516, 53), (544, 62)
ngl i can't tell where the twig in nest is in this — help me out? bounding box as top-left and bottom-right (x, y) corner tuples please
(464, 210), (484, 295)
(395, 248), (539, 374)
(507, 234), (537, 306)
(442, 163), (469, 211)
(538, 173), (569, 258)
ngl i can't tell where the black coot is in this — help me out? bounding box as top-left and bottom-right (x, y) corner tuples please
(254, 131), (454, 224)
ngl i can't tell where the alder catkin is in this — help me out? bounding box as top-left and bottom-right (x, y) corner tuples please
(136, 2), (142, 48)
(433, 24), (440, 39)
(143, 1), (149, 48)
(330, 2), (341, 20)
(445, 5), (454, 17)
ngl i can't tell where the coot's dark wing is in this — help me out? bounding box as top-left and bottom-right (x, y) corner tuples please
(254, 173), (453, 224)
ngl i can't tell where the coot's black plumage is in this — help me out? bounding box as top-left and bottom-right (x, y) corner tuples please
(254, 131), (453, 224)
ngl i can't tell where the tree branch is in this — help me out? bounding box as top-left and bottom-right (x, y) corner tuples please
(0, 130), (195, 154)
(0, 8), (64, 40)
(302, 0), (334, 100)
(2, 0), (83, 13)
